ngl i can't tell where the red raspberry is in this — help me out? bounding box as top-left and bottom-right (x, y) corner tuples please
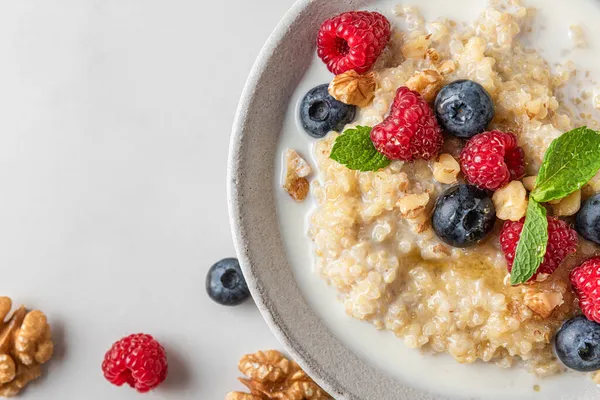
(500, 217), (578, 282)
(571, 257), (600, 323)
(460, 131), (525, 190)
(370, 86), (443, 161)
(102, 333), (168, 393)
(317, 11), (391, 75)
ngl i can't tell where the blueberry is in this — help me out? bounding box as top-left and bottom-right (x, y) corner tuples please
(434, 80), (495, 139)
(555, 315), (600, 372)
(300, 84), (356, 138)
(206, 258), (250, 306)
(576, 193), (600, 245)
(432, 184), (496, 248)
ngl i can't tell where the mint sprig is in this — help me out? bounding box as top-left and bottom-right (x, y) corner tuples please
(510, 126), (600, 285)
(510, 200), (548, 285)
(532, 127), (600, 202)
(329, 126), (390, 172)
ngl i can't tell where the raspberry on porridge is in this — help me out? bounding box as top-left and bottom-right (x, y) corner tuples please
(291, 0), (600, 381)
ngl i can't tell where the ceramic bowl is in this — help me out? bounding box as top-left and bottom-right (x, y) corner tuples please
(227, 1), (598, 399)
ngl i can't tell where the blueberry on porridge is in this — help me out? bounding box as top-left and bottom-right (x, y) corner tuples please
(435, 79), (495, 139)
(432, 184), (496, 248)
(555, 316), (600, 372)
(284, 0), (600, 381)
(300, 84), (357, 138)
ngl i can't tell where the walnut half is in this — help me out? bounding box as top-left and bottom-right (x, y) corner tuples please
(227, 350), (332, 400)
(0, 297), (53, 397)
(328, 70), (376, 108)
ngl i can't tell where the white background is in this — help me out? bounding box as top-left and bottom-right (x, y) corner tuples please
(0, 0), (296, 398)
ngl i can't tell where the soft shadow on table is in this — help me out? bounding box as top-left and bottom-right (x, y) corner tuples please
(50, 319), (67, 361)
(161, 345), (192, 392)
(33, 319), (66, 391)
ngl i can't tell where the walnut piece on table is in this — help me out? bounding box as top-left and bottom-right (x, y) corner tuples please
(283, 149), (312, 202)
(226, 392), (264, 400)
(0, 297), (53, 397)
(227, 350), (332, 400)
(239, 350), (291, 383)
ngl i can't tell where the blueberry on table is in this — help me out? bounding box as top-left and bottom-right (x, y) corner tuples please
(434, 80), (495, 139)
(206, 258), (250, 306)
(555, 316), (600, 372)
(432, 184), (496, 248)
(576, 193), (600, 245)
(300, 84), (356, 138)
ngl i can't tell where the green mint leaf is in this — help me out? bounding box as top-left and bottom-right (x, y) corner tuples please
(329, 126), (390, 172)
(510, 200), (548, 285)
(532, 127), (600, 203)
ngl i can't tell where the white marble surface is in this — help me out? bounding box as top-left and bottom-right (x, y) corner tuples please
(0, 0), (295, 398)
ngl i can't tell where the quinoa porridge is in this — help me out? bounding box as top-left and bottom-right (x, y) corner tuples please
(292, 0), (600, 378)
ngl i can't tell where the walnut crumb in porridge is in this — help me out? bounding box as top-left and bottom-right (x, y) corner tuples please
(283, 149), (311, 202)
